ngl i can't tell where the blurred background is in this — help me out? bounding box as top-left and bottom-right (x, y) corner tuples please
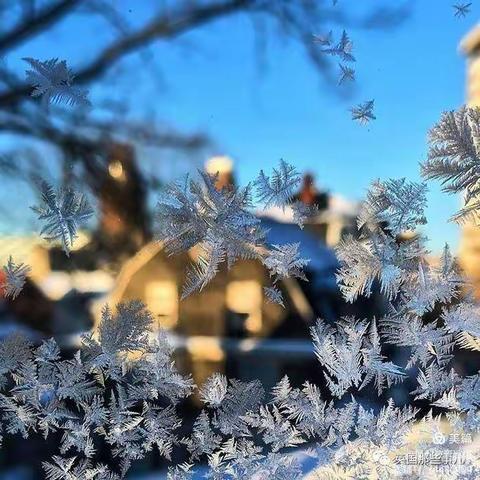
(1, 0), (480, 478)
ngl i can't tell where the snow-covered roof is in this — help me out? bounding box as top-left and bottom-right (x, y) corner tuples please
(256, 193), (358, 225)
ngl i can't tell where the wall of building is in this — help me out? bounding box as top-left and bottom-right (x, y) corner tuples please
(460, 26), (480, 295)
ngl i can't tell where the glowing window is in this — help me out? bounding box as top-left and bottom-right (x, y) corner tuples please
(226, 280), (262, 333)
(145, 280), (178, 329)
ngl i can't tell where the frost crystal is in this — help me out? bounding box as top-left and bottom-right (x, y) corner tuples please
(337, 178), (431, 302)
(443, 302), (480, 349)
(262, 243), (309, 306)
(23, 57), (90, 107)
(422, 106), (480, 222)
(263, 286), (284, 307)
(42, 456), (115, 480)
(336, 234), (404, 301)
(200, 373), (228, 408)
(5, 106), (480, 478)
(156, 171), (265, 298)
(31, 181), (94, 255)
(0, 301), (193, 478)
(210, 378), (265, 436)
(253, 159), (301, 209)
(262, 243), (309, 281)
(1, 256), (30, 299)
(351, 99), (376, 124)
(243, 405), (305, 452)
(321, 30), (355, 62)
(291, 200), (318, 229)
(432, 388), (460, 410)
(338, 63), (355, 84)
(453, 2), (472, 17)
(357, 178), (428, 235)
(311, 318), (404, 397)
(167, 463), (194, 480)
(412, 364), (458, 401)
(156, 162), (309, 300)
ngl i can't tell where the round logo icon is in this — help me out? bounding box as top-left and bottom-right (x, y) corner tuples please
(432, 432), (446, 445)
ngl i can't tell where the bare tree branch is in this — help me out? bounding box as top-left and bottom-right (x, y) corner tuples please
(0, 1), (410, 108)
(0, 0), (81, 55)
(0, 0), (410, 211)
(0, 0), (256, 106)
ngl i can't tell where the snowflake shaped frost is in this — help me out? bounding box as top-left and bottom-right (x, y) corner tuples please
(31, 181), (94, 256)
(338, 64), (355, 84)
(1, 256), (30, 299)
(422, 106), (480, 223)
(291, 200), (318, 229)
(453, 3), (472, 18)
(262, 242), (309, 306)
(156, 162), (310, 300)
(253, 160), (301, 209)
(263, 243), (309, 280)
(321, 30), (355, 62)
(23, 58), (90, 107)
(200, 373), (228, 408)
(156, 171), (265, 298)
(263, 286), (285, 307)
(357, 178), (428, 235)
(351, 100), (376, 125)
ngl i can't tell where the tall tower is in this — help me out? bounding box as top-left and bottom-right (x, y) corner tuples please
(460, 26), (480, 294)
(461, 26), (480, 106)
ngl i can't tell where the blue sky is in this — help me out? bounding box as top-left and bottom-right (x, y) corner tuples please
(139, 0), (475, 253)
(3, 0), (479, 252)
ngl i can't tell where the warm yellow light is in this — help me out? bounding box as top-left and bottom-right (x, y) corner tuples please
(205, 155), (233, 175)
(108, 160), (125, 181)
(145, 280), (178, 328)
(188, 337), (225, 362)
(226, 280), (262, 333)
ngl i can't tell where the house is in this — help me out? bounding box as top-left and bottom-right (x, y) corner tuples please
(94, 217), (341, 391)
(92, 156), (364, 391)
(0, 150), (366, 392)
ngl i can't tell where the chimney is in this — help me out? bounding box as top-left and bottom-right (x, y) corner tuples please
(205, 155), (235, 190)
(97, 143), (150, 256)
(297, 173), (329, 210)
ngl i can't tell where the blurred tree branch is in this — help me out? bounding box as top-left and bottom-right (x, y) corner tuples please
(0, 1), (411, 106)
(0, 0), (81, 56)
(0, 0), (411, 209)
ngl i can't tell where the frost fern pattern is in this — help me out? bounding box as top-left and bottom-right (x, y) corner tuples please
(155, 161), (310, 304)
(1, 256), (30, 299)
(23, 57), (90, 107)
(31, 180), (94, 256)
(0, 301), (193, 478)
(2, 108), (480, 478)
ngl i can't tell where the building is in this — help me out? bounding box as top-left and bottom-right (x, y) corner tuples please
(460, 26), (480, 294)
(87, 155), (378, 393)
(95, 216), (342, 391)
(0, 150), (368, 393)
